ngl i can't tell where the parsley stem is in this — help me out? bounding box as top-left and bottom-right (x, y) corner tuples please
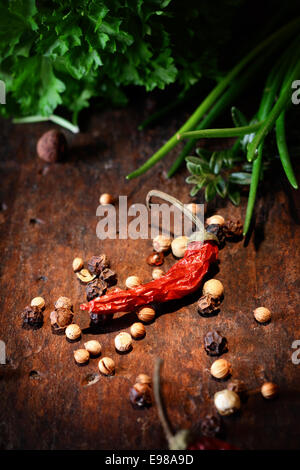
(126, 17), (300, 180)
(177, 122), (262, 140)
(13, 114), (79, 134)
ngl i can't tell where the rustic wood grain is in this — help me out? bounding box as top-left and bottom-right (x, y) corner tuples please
(0, 101), (299, 450)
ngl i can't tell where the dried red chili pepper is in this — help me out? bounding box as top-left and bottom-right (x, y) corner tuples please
(81, 191), (218, 316)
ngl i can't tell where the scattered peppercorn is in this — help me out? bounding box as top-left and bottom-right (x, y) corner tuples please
(200, 414), (222, 437)
(98, 357), (115, 376)
(84, 340), (102, 356)
(130, 322), (146, 339)
(86, 278), (107, 301)
(198, 295), (221, 316)
(55, 296), (73, 311)
(125, 275), (142, 289)
(87, 254), (109, 276)
(100, 267), (117, 286)
(223, 220), (243, 240)
(153, 235), (172, 253)
(65, 324), (81, 341)
(115, 332), (132, 352)
(137, 306), (156, 323)
(214, 389), (241, 416)
(210, 359), (231, 379)
(74, 349), (90, 365)
(261, 382), (278, 399)
(203, 279), (224, 299)
(99, 193), (114, 205)
(129, 382), (152, 408)
(50, 307), (73, 333)
(253, 307), (271, 323)
(30, 296), (45, 310)
(36, 129), (67, 163)
(205, 224), (225, 245)
(171, 236), (189, 258)
(204, 331), (228, 356)
(146, 251), (164, 266)
(152, 268), (165, 280)
(206, 215), (225, 226)
(72, 257), (84, 272)
(22, 305), (43, 330)
(90, 312), (113, 328)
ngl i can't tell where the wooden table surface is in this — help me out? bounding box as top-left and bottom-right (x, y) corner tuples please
(0, 100), (299, 450)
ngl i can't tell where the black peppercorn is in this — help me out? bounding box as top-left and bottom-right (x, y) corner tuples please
(22, 305), (44, 330)
(206, 224), (225, 245)
(200, 414), (222, 437)
(90, 312), (113, 328)
(198, 294), (221, 316)
(87, 254), (109, 276)
(204, 330), (228, 356)
(100, 268), (117, 286)
(129, 383), (152, 408)
(223, 220), (243, 240)
(86, 278), (107, 301)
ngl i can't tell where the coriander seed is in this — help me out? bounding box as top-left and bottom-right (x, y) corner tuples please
(261, 382), (278, 399)
(72, 257), (84, 272)
(152, 268), (164, 280)
(115, 332), (132, 352)
(65, 324), (81, 341)
(253, 307), (271, 323)
(99, 193), (114, 205)
(137, 306), (156, 323)
(210, 358), (231, 379)
(171, 236), (189, 258)
(98, 357), (115, 376)
(153, 235), (171, 253)
(136, 374), (151, 385)
(31, 297), (45, 309)
(74, 349), (90, 364)
(206, 215), (225, 226)
(125, 275), (141, 289)
(203, 279), (224, 299)
(214, 389), (241, 416)
(84, 340), (102, 356)
(130, 322), (146, 339)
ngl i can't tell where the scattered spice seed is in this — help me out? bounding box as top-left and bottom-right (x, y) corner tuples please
(146, 251), (164, 266)
(137, 306), (156, 323)
(171, 236), (189, 258)
(74, 349), (90, 365)
(55, 296), (73, 311)
(206, 215), (225, 226)
(72, 257), (84, 272)
(65, 324), (81, 341)
(76, 268), (96, 284)
(21, 305), (43, 330)
(253, 307), (271, 323)
(87, 254), (109, 276)
(204, 331), (228, 356)
(100, 267), (117, 285)
(205, 224), (226, 245)
(203, 279), (224, 299)
(90, 312), (113, 327)
(214, 389), (241, 416)
(99, 193), (114, 205)
(84, 340), (102, 356)
(30, 296), (45, 309)
(130, 322), (146, 339)
(152, 268), (164, 280)
(129, 382), (152, 408)
(223, 220), (243, 240)
(86, 278), (107, 301)
(36, 129), (67, 163)
(136, 374), (152, 385)
(50, 307), (73, 333)
(125, 275), (142, 289)
(210, 359), (231, 379)
(98, 357), (115, 376)
(114, 332), (132, 352)
(153, 235), (171, 253)
(261, 382), (278, 399)
(198, 295), (221, 316)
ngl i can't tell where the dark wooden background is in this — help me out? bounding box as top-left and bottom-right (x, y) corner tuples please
(0, 97), (299, 450)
